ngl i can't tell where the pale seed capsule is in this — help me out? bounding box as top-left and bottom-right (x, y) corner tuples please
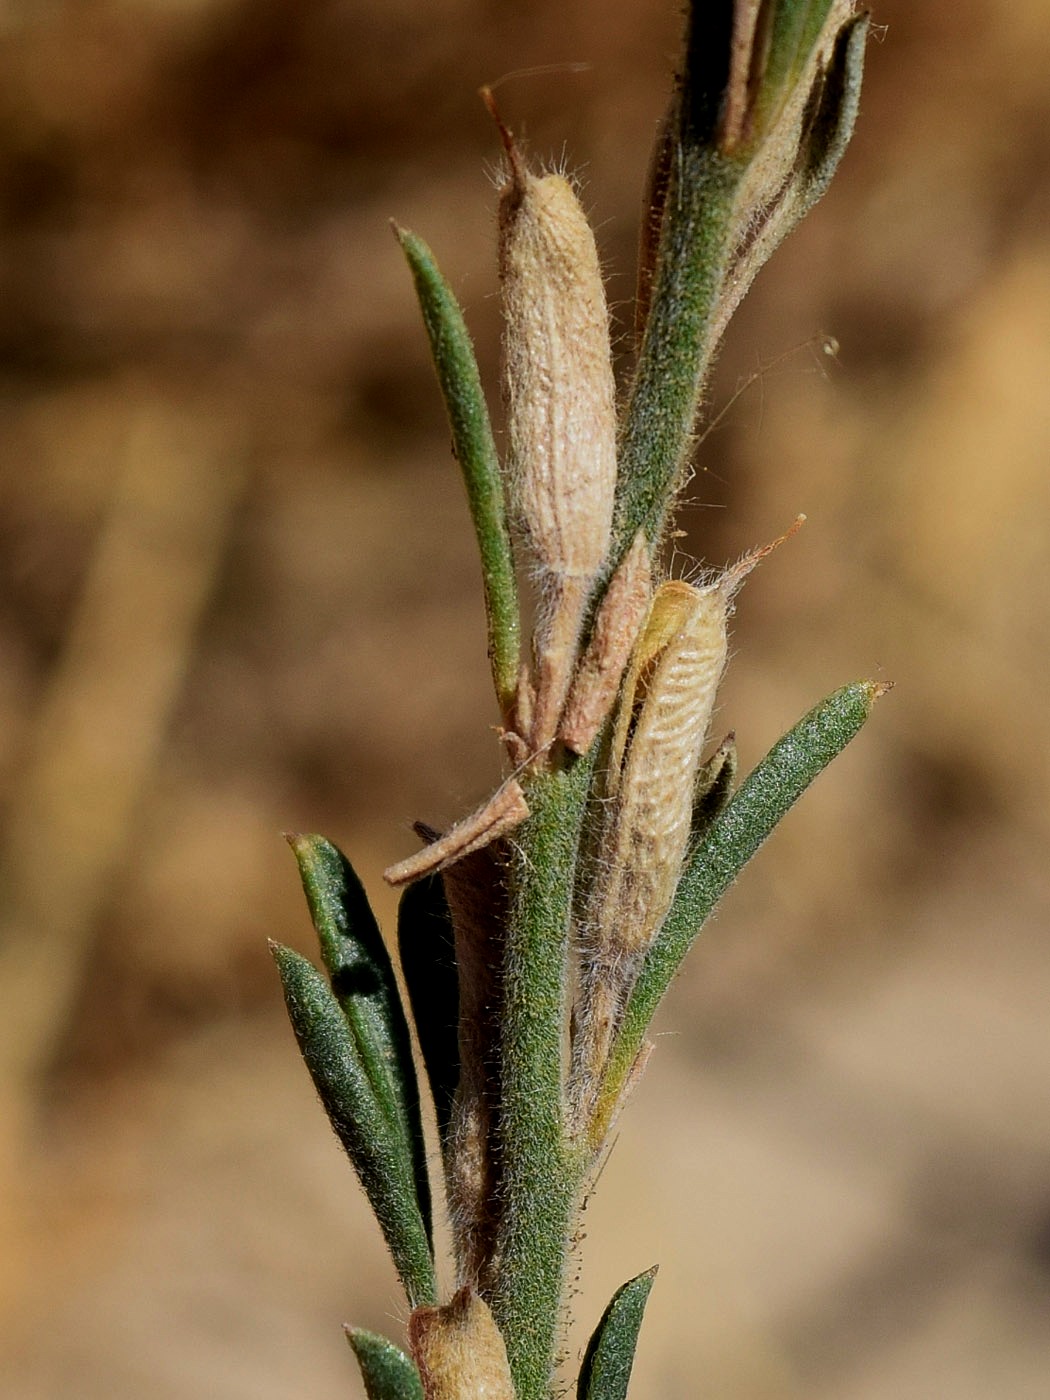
(570, 525), (804, 1131)
(594, 577), (729, 960)
(570, 576), (730, 1126)
(497, 125), (618, 751)
(409, 1287), (515, 1400)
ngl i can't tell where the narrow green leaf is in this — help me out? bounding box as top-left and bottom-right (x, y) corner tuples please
(272, 943), (437, 1307)
(757, 0), (840, 133)
(596, 681), (886, 1139)
(798, 12), (869, 201)
(395, 225), (520, 712)
(577, 1267), (658, 1400)
(346, 1328), (424, 1400)
(289, 834), (432, 1248)
(397, 873), (460, 1145)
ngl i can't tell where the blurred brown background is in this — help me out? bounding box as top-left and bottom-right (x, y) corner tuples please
(1, 1), (1048, 1396)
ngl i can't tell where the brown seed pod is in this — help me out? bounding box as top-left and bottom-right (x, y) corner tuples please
(489, 92), (618, 752)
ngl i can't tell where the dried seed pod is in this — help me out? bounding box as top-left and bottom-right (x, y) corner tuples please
(492, 96), (618, 751)
(605, 578), (715, 790)
(594, 577), (730, 961)
(409, 1287), (515, 1400)
(589, 521), (803, 960)
(570, 523), (804, 1131)
(570, 576), (730, 1126)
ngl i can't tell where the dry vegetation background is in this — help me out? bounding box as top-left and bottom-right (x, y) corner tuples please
(1, 1), (1048, 1396)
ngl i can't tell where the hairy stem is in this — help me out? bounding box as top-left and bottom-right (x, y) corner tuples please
(488, 757), (592, 1399)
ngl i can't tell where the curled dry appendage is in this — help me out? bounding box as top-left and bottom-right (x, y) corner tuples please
(383, 776), (528, 888)
(569, 519), (804, 1136)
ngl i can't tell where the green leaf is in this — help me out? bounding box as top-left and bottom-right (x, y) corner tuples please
(578, 1267), (658, 1400)
(397, 872), (460, 1145)
(595, 680), (887, 1140)
(272, 943), (437, 1307)
(288, 835), (432, 1248)
(798, 12), (870, 201)
(756, 1), (841, 133)
(346, 1328), (424, 1400)
(395, 225), (520, 713)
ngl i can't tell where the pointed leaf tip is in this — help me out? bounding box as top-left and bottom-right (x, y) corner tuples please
(288, 834), (433, 1250)
(273, 942), (436, 1308)
(346, 1327), (425, 1400)
(578, 1266), (658, 1400)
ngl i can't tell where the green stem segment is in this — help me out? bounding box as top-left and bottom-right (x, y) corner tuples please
(489, 758), (594, 1400)
(613, 148), (740, 570)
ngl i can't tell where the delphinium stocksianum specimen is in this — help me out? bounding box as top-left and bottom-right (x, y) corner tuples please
(271, 4), (885, 1398)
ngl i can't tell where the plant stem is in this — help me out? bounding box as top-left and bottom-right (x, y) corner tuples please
(615, 161), (736, 562)
(489, 757), (592, 1399)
